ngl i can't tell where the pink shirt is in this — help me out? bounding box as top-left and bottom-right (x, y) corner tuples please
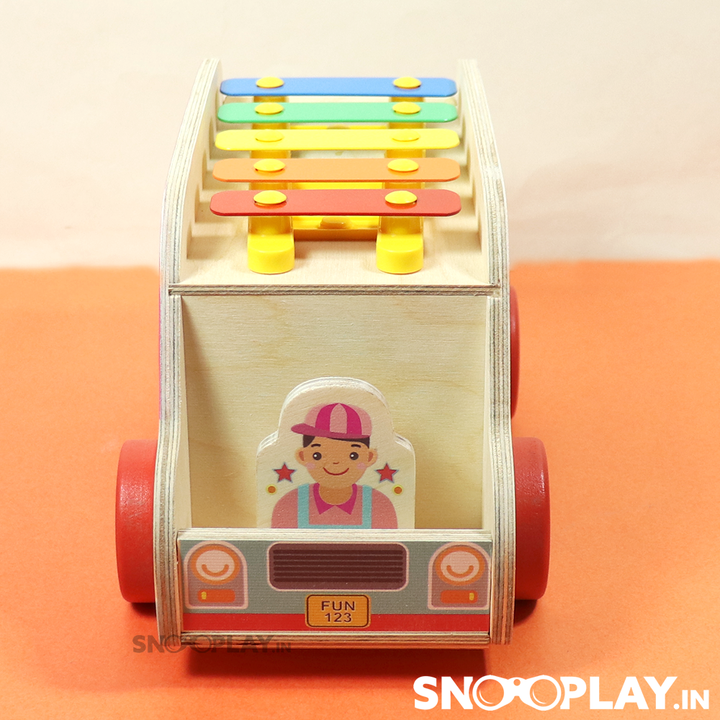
(272, 483), (398, 528)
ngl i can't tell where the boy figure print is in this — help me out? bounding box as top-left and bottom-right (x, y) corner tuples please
(274, 403), (396, 528)
(256, 378), (415, 529)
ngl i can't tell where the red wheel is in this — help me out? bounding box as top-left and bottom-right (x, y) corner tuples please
(510, 286), (519, 417)
(514, 437), (550, 600)
(116, 439), (157, 603)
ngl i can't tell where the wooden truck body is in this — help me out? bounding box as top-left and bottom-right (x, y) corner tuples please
(115, 60), (549, 648)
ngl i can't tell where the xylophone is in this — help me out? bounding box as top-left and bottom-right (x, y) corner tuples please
(212, 76), (461, 275)
(115, 62), (550, 649)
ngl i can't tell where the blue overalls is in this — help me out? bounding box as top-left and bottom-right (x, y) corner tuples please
(297, 483), (373, 529)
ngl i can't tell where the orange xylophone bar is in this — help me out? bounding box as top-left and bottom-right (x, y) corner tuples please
(213, 158), (461, 184)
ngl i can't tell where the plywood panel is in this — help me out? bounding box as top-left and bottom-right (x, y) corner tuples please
(182, 293), (486, 529)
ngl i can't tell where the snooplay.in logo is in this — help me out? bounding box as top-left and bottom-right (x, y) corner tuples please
(414, 676), (710, 711)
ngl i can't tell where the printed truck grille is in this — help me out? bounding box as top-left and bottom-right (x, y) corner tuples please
(268, 543), (407, 590)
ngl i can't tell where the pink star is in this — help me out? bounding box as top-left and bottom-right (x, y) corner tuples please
(274, 463), (296, 482)
(376, 463), (398, 483)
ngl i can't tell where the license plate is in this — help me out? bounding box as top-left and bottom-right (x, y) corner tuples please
(306, 595), (370, 628)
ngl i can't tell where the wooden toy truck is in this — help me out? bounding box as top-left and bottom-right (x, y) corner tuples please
(116, 60), (549, 648)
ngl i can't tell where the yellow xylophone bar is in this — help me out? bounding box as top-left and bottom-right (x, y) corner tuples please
(215, 128), (460, 153)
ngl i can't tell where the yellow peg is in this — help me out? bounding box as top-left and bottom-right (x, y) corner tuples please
(254, 130), (284, 143)
(391, 130), (421, 143)
(255, 102), (284, 115)
(392, 102), (421, 115)
(256, 76), (284, 88)
(393, 76), (422, 89)
(253, 159), (286, 173)
(387, 159), (419, 173)
(253, 190), (287, 206)
(384, 190), (418, 206)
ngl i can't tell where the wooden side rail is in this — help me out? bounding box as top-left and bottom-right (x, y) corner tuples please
(210, 189), (461, 275)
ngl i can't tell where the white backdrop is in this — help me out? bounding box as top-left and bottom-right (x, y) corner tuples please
(1, 0), (717, 267)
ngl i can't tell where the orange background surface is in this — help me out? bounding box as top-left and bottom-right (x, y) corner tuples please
(0, 263), (718, 718)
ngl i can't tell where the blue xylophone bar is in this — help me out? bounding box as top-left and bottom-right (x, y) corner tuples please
(220, 76), (457, 98)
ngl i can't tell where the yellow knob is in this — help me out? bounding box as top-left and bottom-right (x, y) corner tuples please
(254, 130), (284, 143)
(391, 129), (420, 143)
(387, 159), (419, 173)
(256, 76), (284, 89)
(254, 159), (286, 173)
(393, 76), (421, 90)
(392, 101), (421, 115)
(254, 190), (287, 206)
(255, 102), (284, 115)
(385, 190), (417, 206)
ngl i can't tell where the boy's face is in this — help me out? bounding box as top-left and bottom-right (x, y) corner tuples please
(295, 437), (377, 489)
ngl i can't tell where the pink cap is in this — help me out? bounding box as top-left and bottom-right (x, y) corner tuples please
(292, 403), (372, 440)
